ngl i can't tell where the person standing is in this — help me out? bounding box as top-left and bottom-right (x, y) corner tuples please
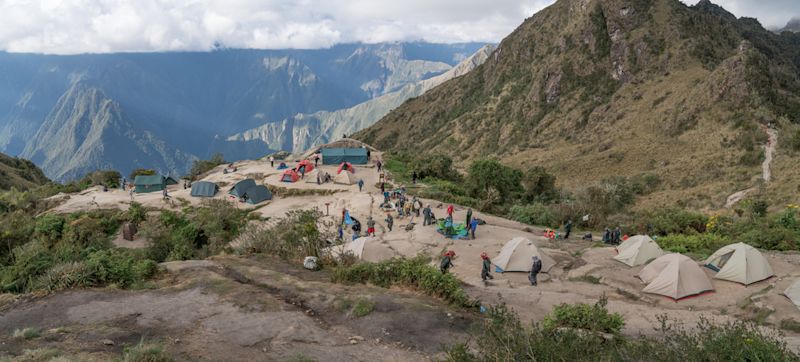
(529, 256), (542, 286)
(470, 217), (479, 239)
(422, 205), (432, 226)
(376, 160), (382, 172)
(357, 178), (364, 192)
(412, 171), (418, 184)
(564, 220), (573, 239)
(602, 228), (611, 244)
(614, 227), (622, 244)
(380, 182), (385, 195)
(314, 154), (320, 167)
(440, 251), (455, 274)
(366, 217), (376, 237)
(338, 224), (344, 240)
(480, 252), (494, 282)
(385, 213), (394, 232)
(270, 156), (275, 168)
(447, 204), (454, 218)
(465, 208), (473, 229)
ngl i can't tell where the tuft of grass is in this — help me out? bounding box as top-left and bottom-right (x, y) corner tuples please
(569, 275), (602, 284)
(353, 299), (375, 317)
(285, 354), (318, 362)
(121, 341), (172, 362)
(781, 319), (800, 333)
(14, 348), (61, 361)
(12, 327), (41, 340)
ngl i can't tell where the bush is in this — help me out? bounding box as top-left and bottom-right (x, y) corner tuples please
(657, 233), (730, 258)
(236, 209), (327, 260)
(643, 207), (709, 235)
(508, 203), (558, 228)
(790, 129), (800, 151)
(129, 168), (156, 180)
(522, 166), (558, 203)
(541, 296), (624, 335)
(188, 153), (226, 180)
(465, 159), (523, 204)
(85, 249), (158, 288)
(331, 256), (475, 307)
(34, 214), (66, 245)
(410, 153), (460, 181)
(79, 170), (122, 188)
(12, 327), (41, 340)
(122, 341), (173, 362)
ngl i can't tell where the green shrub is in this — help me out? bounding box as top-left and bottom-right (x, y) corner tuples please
(352, 299), (375, 317)
(508, 203), (558, 228)
(79, 170), (122, 188)
(85, 249), (158, 288)
(129, 168), (156, 180)
(122, 341), (173, 362)
(541, 297), (624, 335)
(466, 159), (523, 203)
(790, 129), (800, 151)
(236, 209), (327, 260)
(656, 233), (730, 258)
(522, 166), (558, 203)
(127, 202), (147, 225)
(643, 207), (708, 235)
(410, 153), (460, 181)
(1, 241), (54, 292)
(12, 327), (41, 340)
(188, 153), (226, 180)
(331, 256), (474, 307)
(29, 261), (92, 292)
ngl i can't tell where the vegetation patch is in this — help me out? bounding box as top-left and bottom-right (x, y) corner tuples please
(121, 341), (172, 362)
(12, 327), (41, 340)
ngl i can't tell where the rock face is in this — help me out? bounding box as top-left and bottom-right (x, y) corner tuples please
(356, 0), (800, 209)
(226, 45), (496, 155)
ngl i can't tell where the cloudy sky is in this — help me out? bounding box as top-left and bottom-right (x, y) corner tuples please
(0, 0), (796, 54)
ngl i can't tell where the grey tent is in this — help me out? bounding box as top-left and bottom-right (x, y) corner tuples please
(133, 175), (169, 193)
(242, 185), (272, 204)
(190, 181), (218, 197)
(229, 179), (257, 198)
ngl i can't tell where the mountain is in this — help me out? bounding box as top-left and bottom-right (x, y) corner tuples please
(0, 42), (486, 180)
(782, 18), (800, 33)
(357, 0), (800, 210)
(225, 45), (496, 155)
(0, 153), (48, 191)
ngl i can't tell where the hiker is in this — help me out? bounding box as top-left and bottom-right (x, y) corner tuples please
(338, 224), (344, 240)
(129, 187), (134, 201)
(357, 178), (364, 192)
(367, 149), (371, 160)
(466, 208), (473, 228)
(423, 204), (432, 226)
(564, 220), (573, 239)
(614, 227), (622, 244)
(470, 217), (479, 239)
(299, 167), (305, 179)
(341, 208), (347, 225)
(414, 198), (423, 217)
(316, 172), (321, 185)
(548, 229), (555, 240)
(314, 154), (320, 166)
(380, 182), (385, 194)
(121, 178), (127, 190)
(602, 228), (611, 244)
(447, 204), (454, 217)
(367, 217), (376, 236)
(480, 252), (494, 282)
(383, 190), (390, 204)
(352, 219), (362, 240)
(385, 213), (394, 232)
(440, 251), (455, 274)
(376, 160), (382, 172)
(270, 156), (275, 168)
(529, 256), (543, 286)
(162, 188), (170, 200)
(403, 201), (412, 219)
(412, 171), (418, 184)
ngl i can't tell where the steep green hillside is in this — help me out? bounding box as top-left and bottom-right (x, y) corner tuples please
(0, 153), (48, 190)
(357, 0), (800, 211)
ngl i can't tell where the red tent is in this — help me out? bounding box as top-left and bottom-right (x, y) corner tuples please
(338, 162), (354, 174)
(297, 159), (315, 173)
(281, 169), (300, 183)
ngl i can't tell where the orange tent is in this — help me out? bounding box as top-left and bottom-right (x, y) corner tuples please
(281, 169), (300, 183)
(297, 159), (315, 173)
(338, 162), (354, 174)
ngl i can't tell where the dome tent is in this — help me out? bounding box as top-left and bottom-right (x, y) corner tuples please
(337, 162), (355, 174)
(334, 170), (357, 185)
(281, 169), (300, 183)
(229, 179), (257, 198)
(614, 235), (664, 267)
(493, 237), (555, 273)
(638, 253), (714, 300)
(704, 242), (774, 285)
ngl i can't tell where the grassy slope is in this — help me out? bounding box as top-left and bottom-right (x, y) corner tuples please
(0, 153), (49, 191)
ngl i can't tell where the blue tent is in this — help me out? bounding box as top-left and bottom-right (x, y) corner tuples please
(229, 179), (256, 198)
(190, 181), (218, 197)
(321, 148), (368, 165)
(242, 185), (272, 204)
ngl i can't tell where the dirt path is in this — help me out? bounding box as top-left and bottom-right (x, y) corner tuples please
(725, 126), (777, 208)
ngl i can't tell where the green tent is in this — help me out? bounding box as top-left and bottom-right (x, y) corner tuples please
(190, 181), (218, 197)
(242, 185), (272, 204)
(321, 148), (368, 165)
(229, 179), (256, 198)
(133, 175), (169, 193)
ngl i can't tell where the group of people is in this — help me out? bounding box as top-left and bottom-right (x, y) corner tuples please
(602, 226), (623, 244)
(440, 250), (542, 287)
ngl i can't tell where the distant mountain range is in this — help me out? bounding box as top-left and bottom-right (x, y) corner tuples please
(782, 18), (800, 33)
(0, 42), (486, 181)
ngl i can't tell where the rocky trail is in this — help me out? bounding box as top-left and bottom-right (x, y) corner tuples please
(724, 126), (778, 208)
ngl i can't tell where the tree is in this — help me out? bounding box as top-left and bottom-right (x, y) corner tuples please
(129, 169), (156, 180)
(466, 159), (523, 203)
(522, 166), (557, 202)
(411, 154), (459, 181)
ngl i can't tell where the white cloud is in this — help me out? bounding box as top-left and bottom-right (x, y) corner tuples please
(0, 0), (795, 54)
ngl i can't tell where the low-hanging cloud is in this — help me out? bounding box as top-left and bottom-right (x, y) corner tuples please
(0, 0), (795, 54)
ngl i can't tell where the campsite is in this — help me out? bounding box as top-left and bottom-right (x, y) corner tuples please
(4, 138), (800, 360)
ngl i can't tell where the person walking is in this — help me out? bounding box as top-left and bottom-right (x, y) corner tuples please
(529, 256), (542, 286)
(440, 251), (455, 274)
(352, 219), (361, 240)
(564, 220), (573, 239)
(366, 217), (376, 236)
(423, 204), (432, 226)
(470, 217), (479, 239)
(338, 224), (344, 240)
(403, 201), (412, 219)
(314, 154), (320, 167)
(385, 213), (394, 232)
(414, 198), (422, 217)
(465, 208), (473, 228)
(376, 160), (382, 172)
(480, 252), (494, 282)
(357, 178), (364, 192)
(380, 182), (385, 195)
(270, 156), (275, 168)
(129, 187), (134, 202)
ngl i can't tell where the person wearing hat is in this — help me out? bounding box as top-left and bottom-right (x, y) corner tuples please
(480, 252), (494, 282)
(440, 251), (455, 274)
(529, 256), (543, 286)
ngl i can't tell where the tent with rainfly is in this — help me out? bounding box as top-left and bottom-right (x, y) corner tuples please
(333, 170), (357, 185)
(638, 253), (714, 300)
(133, 175), (173, 193)
(704, 242), (774, 285)
(241, 185), (272, 204)
(321, 148), (368, 165)
(229, 179), (257, 198)
(281, 169), (300, 183)
(493, 237), (555, 273)
(297, 159), (315, 174)
(614, 235), (664, 267)
(190, 181), (218, 197)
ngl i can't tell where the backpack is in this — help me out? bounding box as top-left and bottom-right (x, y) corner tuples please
(531, 259), (542, 273)
(440, 256), (451, 270)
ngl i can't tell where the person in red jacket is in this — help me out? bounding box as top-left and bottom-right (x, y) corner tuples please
(447, 204), (454, 217)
